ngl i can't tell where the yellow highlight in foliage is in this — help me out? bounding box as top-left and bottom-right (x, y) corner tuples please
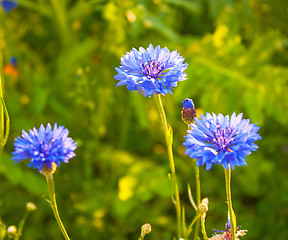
(103, 2), (118, 21)
(148, 108), (158, 122)
(125, 10), (136, 22)
(212, 24), (229, 48)
(72, 20), (82, 31)
(153, 0), (162, 4)
(189, 42), (201, 53)
(196, 108), (204, 118)
(144, 20), (152, 28)
(21, 95), (30, 105)
(114, 151), (134, 165)
(237, 56), (247, 67)
(93, 209), (106, 230)
(118, 175), (137, 201)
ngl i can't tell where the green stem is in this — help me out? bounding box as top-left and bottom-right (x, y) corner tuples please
(186, 213), (200, 238)
(46, 173), (70, 240)
(14, 211), (29, 240)
(182, 206), (187, 238)
(224, 166), (236, 240)
(195, 163), (201, 205)
(0, 10), (5, 151)
(0, 8), (10, 154)
(0, 219), (6, 240)
(49, 0), (68, 48)
(187, 123), (201, 240)
(154, 94), (182, 239)
(200, 213), (208, 240)
(193, 161), (201, 240)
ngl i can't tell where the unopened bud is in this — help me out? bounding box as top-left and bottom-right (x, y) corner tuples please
(26, 202), (37, 211)
(7, 225), (17, 238)
(198, 198), (209, 214)
(181, 98), (197, 124)
(141, 223), (151, 238)
(202, 198), (208, 205)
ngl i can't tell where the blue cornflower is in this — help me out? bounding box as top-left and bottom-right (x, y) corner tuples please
(115, 44), (188, 97)
(211, 221), (247, 239)
(0, 0), (18, 12)
(12, 123), (77, 171)
(182, 98), (197, 124)
(10, 56), (17, 67)
(183, 112), (261, 170)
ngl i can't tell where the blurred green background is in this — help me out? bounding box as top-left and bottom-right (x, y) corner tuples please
(1, 0), (288, 239)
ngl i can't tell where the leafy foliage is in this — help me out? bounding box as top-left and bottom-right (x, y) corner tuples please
(1, 0), (288, 239)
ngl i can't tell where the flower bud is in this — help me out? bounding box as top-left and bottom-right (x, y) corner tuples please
(198, 198), (209, 214)
(141, 223), (151, 238)
(26, 202), (37, 211)
(7, 225), (17, 238)
(181, 98), (197, 124)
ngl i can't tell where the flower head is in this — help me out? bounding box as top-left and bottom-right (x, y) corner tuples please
(182, 98), (197, 124)
(10, 56), (17, 67)
(12, 123), (77, 172)
(210, 221), (247, 240)
(4, 56), (18, 79)
(0, 0), (18, 12)
(183, 112), (261, 170)
(115, 44), (188, 97)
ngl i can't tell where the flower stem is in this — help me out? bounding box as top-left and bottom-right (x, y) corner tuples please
(187, 123), (201, 240)
(154, 94), (182, 239)
(224, 166), (236, 240)
(186, 213), (200, 238)
(200, 213), (208, 240)
(0, 219), (6, 240)
(0, 10), (10, 153)
(0, 11), (4, 151)
(14, 211), (29, 240)
(193, 161), (201, 240)
(45, 173), (70, 240)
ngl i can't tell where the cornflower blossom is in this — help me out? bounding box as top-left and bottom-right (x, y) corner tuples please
(183, 112), (261, 170)
(209, 221), (247, 240)
(10, 56), (18, 67)
(115, 44), (188, 97)
(0, 0), (18, 12)
(12, 123), (77, 171)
